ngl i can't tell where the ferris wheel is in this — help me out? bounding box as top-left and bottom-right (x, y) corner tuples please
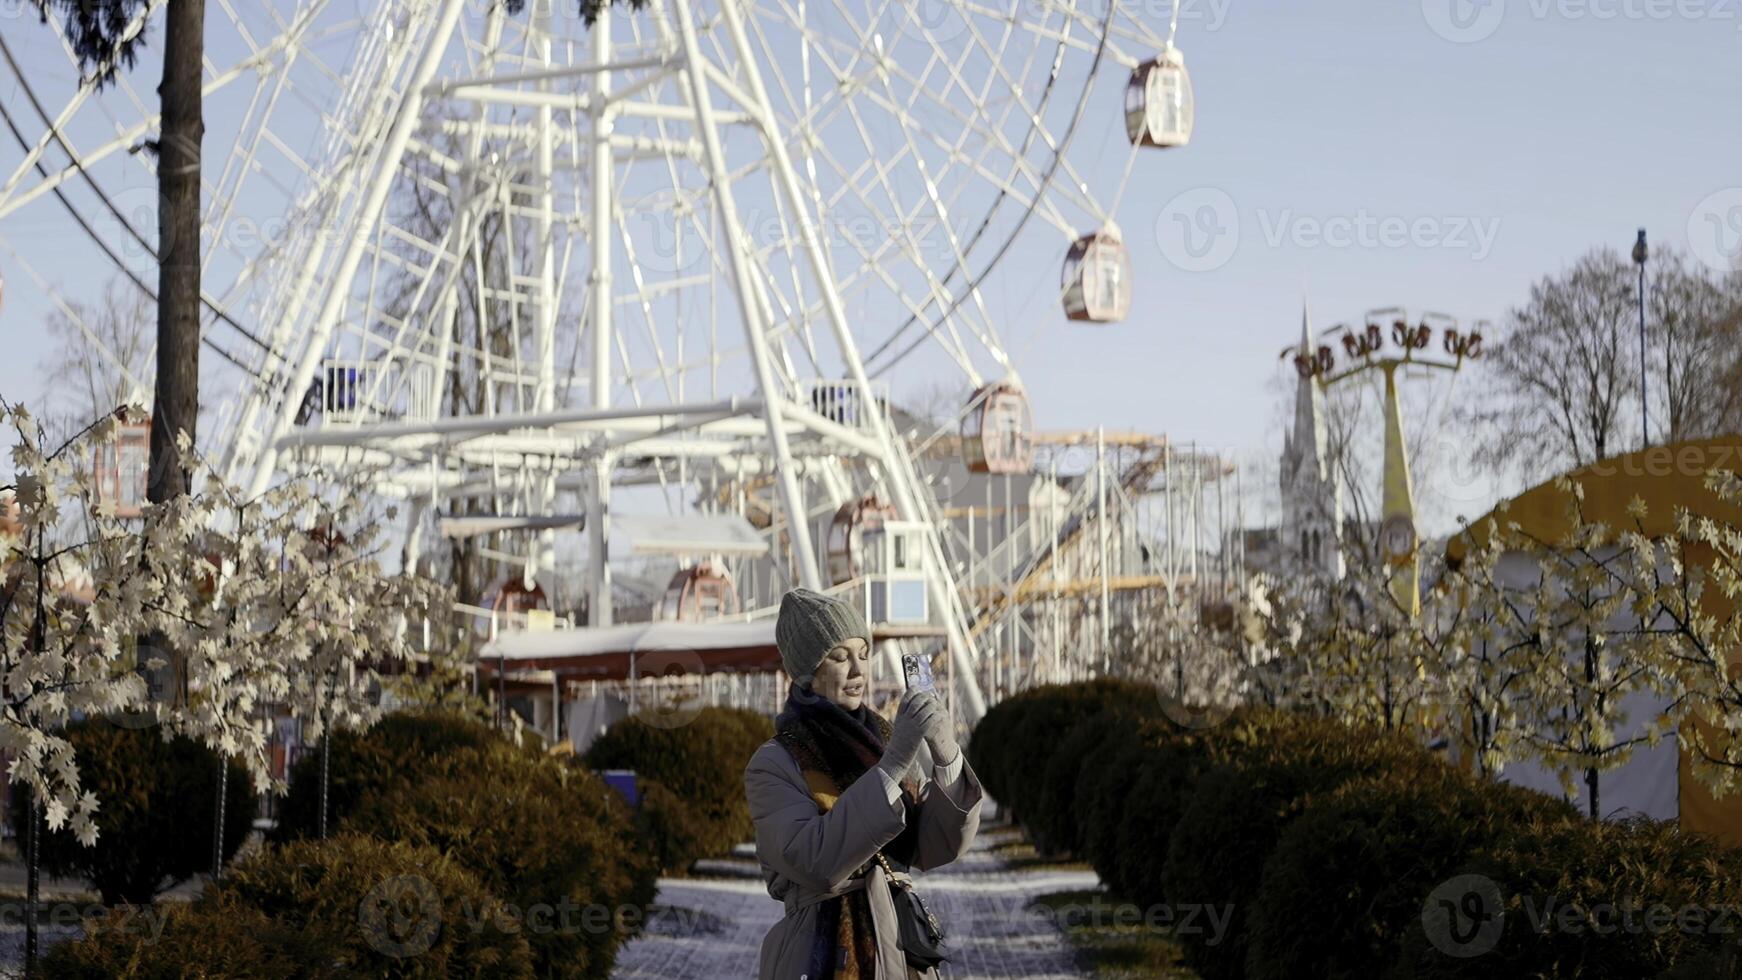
(0, 0), (1194, 717)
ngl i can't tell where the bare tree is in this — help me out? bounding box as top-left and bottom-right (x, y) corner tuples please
(1649, 254), (1742, 442)
(38, 278), (154, 440)
(1472, 248), (1638, 472)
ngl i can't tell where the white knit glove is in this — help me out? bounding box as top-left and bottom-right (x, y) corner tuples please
(876, 689), (934, 784)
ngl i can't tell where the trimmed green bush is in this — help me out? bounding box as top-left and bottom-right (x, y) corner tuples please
(273, 709), (505, 843)
(352, 743), (658, 979)
(1077, 717), (1181, 879)
(1245, 767), (1578, 980)
(973, 680), (1742, 980)
(1108, 720), (1250, 907)
(969, 679), (1159, 823)
(1392, 815), (1742, 980)
(581, 706), (773, 871)
(41, 904), (311, 980)
(1655, 945), (1742, 979)
(1029, 705), (1158, 857)
(633, 777), (713, 875)
(8, 719), (257, 905)
(965, 690), (1021, 803)
(1163, 714), (1438, 980)
(41, 834), (535, 979)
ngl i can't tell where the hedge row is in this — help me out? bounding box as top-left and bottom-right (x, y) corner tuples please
(969, 681), (1742, 980)
(7, 719), (258, 906)
(45, 710), (659, 980)
(581, 706), (773, 873)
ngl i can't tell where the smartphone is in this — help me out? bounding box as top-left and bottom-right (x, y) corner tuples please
(901, 652), (935, 695)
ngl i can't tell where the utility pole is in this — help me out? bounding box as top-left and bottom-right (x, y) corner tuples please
(1632, 229), (1649, 450)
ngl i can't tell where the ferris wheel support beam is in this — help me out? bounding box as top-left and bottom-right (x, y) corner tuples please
(587, 4), (617, 625)
(672, 0), (822, 593)
(246, 0), (471, 498)
(532, 0), (559, 592)
(713, 0), (985, 721)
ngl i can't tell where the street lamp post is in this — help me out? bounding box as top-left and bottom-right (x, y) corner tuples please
(1633, 228), (1649, 450)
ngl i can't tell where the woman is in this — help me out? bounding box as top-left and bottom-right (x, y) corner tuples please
(744, 588), (983, 979)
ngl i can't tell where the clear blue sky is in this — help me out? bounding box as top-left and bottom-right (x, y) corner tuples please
(1, 0), (1737, 531)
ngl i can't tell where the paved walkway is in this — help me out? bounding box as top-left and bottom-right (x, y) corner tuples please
(613, 823), (1097, 979)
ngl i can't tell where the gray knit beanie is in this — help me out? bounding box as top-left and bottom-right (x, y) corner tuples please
(775, 588), (871, 686)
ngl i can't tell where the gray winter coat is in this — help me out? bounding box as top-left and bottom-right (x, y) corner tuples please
(744, 737), (983, 980)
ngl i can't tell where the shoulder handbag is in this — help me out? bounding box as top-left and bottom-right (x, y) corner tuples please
(874, 853), (949, 971)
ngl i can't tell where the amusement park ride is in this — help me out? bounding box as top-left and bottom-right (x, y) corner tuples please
(0, 0), (1229, 729)
(1285, 309), (1485, 614)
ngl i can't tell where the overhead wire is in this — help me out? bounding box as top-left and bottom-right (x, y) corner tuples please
(865, 0), (1118, 378)
(0, 31), (279, 379)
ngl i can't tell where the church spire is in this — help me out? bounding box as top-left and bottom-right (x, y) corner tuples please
(1292, 302), (1329, 484)
(1279, 298), (1345, 579)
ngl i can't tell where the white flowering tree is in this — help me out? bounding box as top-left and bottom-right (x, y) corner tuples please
(138, 457), (448, 845)
(1517, 485), (1675, 818)
(1, 401), (164, 973)
(1424, 526), (1534, 779)
(1424, 482), (1677, 818)
(0, 403), (158, 844)
(1251, 556), (1439, 734)
(1638, 470), (1742, 800)
(3, 396), (451, 918)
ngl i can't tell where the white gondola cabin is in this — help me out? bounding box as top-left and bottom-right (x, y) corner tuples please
(1062, 224), (1132, 323)
(961, 382), (1035, 475)
(1125, 47), (1194, 148)
(92, 410), (149, 519)
(860, 521), (929, 626)
(657, 561), (739, 622)
(826, 495), (899, 586)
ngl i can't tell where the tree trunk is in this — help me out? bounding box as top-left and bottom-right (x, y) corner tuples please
(139, 0), (207, 787)
(1586, 635), (1600, 820)
(24, 790), (38, 979)
(149, 0), (205, 504)
(212, 754), (227, 878)
(318, 728), (330, 839)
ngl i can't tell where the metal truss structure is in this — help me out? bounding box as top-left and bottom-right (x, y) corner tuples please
(0, 0), (1230, 726)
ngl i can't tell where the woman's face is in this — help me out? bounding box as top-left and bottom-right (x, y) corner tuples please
(808, 636), (870, 710)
